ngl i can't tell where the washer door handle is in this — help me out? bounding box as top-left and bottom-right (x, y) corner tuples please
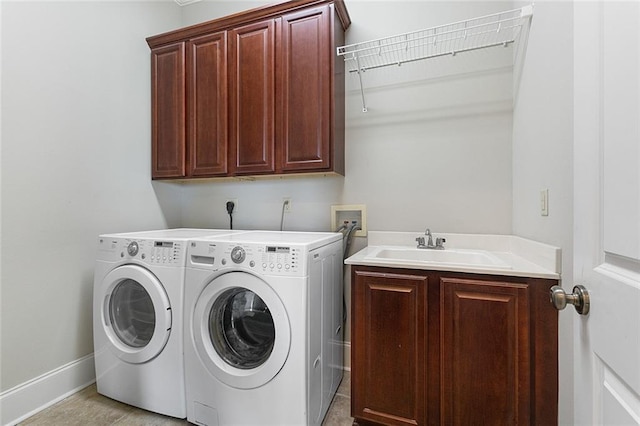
(103, 295), (111, 326)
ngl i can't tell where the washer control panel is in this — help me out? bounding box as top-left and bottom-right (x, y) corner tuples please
(97, 237), (185, 265)
(260, 245), (299, 273)
(188, 241), (307, 276)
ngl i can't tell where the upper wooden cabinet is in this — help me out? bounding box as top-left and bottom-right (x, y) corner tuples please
(228, 18), (276, 176)
(147, 0), (350, 180)
(187, 32), (227, 177)
(279, 6), (334, 172)
(151, 42), (186, 178)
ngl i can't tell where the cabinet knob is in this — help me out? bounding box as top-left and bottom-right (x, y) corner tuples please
(549, 285), (590, 315)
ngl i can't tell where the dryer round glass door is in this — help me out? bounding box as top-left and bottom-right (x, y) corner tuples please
(99, 265), (172, 364)
(193, 271), (291, 390)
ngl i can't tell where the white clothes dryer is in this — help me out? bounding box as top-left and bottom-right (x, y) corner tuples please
(184, 231), (344, 426)
(93, 228), (243, 418)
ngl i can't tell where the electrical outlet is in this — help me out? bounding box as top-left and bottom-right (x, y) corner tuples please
(283, 198), (292, 212)
(225, 198), (238, 213)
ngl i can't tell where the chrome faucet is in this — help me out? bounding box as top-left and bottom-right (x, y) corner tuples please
(425, 229), (434, 247)
(416, 228), (446, 250)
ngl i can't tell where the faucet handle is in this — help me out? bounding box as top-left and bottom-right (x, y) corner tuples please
(435, 237), (446, 248)
(416, 236), (425, 247)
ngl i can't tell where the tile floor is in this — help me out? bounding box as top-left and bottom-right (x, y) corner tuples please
(19, 372), (353, 426)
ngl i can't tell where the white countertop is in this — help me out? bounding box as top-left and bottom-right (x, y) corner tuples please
(345, 231), (561, 279)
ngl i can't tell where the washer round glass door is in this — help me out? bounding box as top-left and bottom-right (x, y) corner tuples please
(193, 272), (290, 389)
(100, 265), (172, 364)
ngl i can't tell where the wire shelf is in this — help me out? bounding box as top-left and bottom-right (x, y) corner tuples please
(337, 5), (533, 112)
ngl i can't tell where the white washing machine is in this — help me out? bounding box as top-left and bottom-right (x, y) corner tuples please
(184, 231), (344, 426)
(93, 228), (244, 418)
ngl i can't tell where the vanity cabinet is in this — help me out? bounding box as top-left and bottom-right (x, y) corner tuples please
(146, 0), (349, 180)
(351, 266), (558, 426)
(352, 270), (428, 426)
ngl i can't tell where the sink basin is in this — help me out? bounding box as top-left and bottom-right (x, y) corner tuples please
(366, 248), (512, 269)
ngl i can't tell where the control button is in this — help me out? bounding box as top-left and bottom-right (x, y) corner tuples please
(222, 259), (227, 265)
(141, 254), (146, 260)
(270, 263), (275, 269)
(285, 264), (290, 270)
(277, 264), (282, 269)
(262, 263), (267, 268)
(250, 261), (255, 267)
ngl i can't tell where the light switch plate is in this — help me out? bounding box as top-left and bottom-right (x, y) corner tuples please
(540, 189), (549, 216)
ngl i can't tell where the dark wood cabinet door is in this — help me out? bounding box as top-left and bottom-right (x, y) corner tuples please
(278, 5), (331, 172)
(352, 269), (428, 426)
(440, 277), (530, 426)
(228, 19), (276, 175)
(187, 32), (227, 177)
(151, 42), (186, 178)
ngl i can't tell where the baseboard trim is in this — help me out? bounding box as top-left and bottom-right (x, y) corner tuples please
(0, 342), (345, 425)
(0, 354), (96, 426)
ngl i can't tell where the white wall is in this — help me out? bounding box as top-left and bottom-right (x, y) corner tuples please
(180, 0), (515, 236)
(342, 1), (513, 234)
(512, 2), (574, 425)
(0, 0), (183, 397)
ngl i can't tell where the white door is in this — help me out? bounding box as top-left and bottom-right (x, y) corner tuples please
(573, 1), (640, 424)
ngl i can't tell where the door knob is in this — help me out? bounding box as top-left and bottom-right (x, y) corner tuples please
(549, 285), (590, 315)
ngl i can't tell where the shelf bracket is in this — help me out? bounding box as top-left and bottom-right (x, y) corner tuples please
(355, 55), (368, 113)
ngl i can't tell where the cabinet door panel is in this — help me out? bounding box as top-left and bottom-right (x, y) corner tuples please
(229, 19), (276, 175)
(440, 278), (530, 425)
(187, 32), (227, 176)
(279, 6), (331, 172)
(352, 270), (427, 426)
(151, 42), (186, 178)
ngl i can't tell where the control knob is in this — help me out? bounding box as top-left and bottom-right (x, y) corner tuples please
(127, 241), (139, 257)
(231, 246), (246, 264)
